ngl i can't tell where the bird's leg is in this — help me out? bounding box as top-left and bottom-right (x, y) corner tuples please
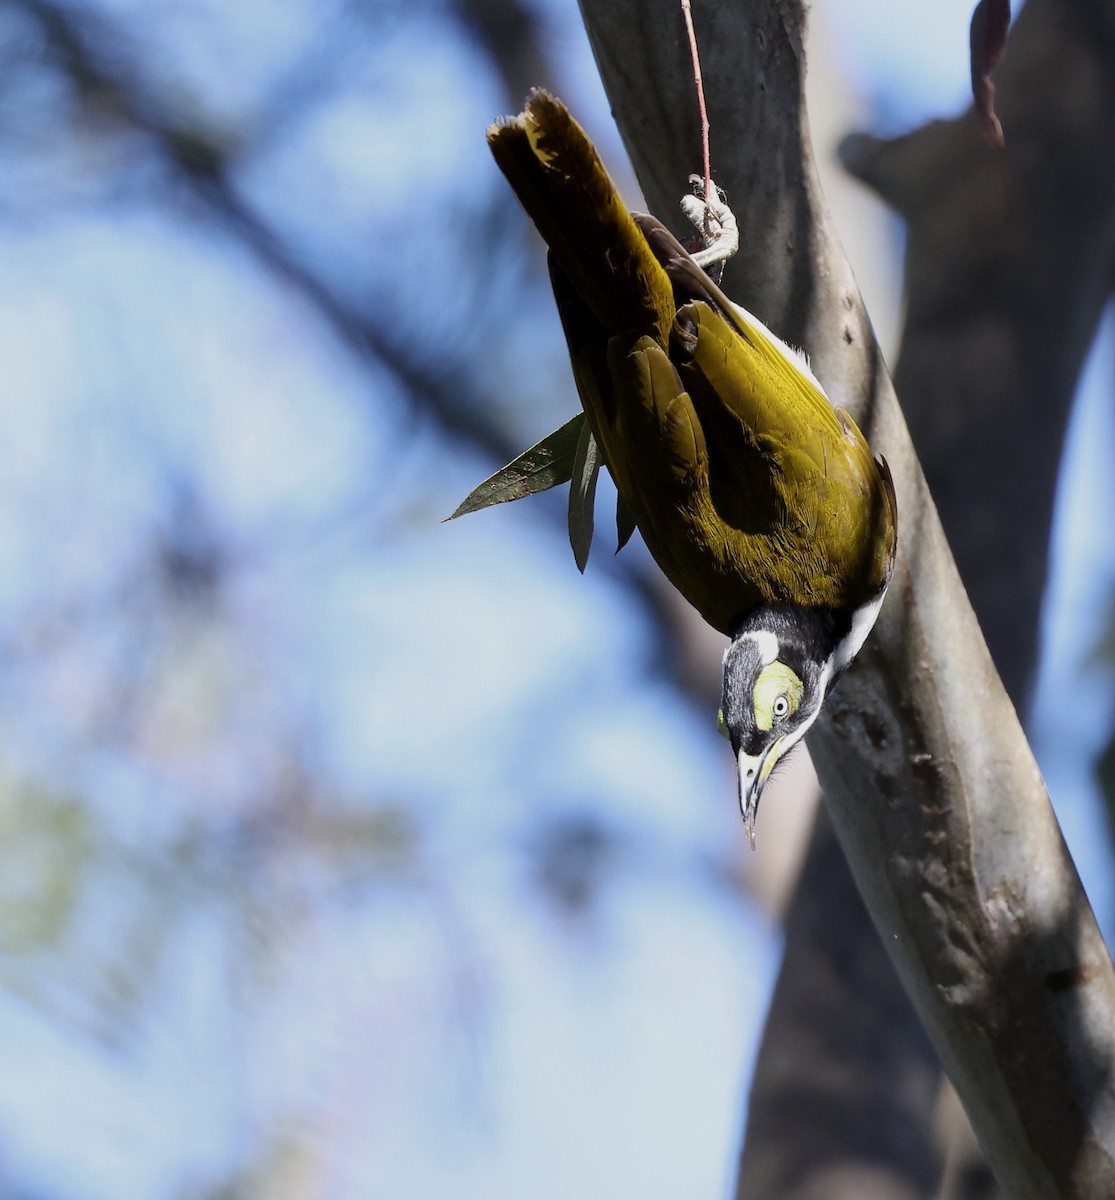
(680, 174), (739, 282)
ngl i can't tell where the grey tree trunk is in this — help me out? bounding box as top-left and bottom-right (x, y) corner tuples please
(576, 1), (1115, 1196)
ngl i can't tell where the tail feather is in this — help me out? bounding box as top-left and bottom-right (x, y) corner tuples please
(488, 90), (674, 342)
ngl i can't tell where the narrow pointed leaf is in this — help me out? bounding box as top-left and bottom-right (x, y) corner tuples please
(445, 414), (585, 520)
(567, 419), (600, 572)
(615, 491), (636, 553)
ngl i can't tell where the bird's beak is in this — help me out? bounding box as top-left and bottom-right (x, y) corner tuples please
(737, 738), (785, 850)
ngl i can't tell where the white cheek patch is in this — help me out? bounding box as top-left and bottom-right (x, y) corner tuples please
(738, 630), (779, 666)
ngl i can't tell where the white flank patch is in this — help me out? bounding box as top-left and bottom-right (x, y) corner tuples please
(729, 302), (826, 395)
(834, 587), (888, 676)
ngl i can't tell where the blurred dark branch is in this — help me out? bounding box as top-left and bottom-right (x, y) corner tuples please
(237, 0), (383, 159)
(16, 0), (521, 465)
(10, 0), (709, 698)
(845, 0), (1115, 708)
(455, 0), (558, 104)
(194, 174), (521, 461)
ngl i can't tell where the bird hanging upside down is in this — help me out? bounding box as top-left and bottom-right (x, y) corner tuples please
(452, 91), (897, 846)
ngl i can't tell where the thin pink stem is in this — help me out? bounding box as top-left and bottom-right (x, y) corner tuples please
(681, 0), (712, 202)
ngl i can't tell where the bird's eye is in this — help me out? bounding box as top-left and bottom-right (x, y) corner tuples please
(752, 662), (804, 732)
(716, 707), (729, 740)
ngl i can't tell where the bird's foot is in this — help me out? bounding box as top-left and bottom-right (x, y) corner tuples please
(680, 175), (739, 279)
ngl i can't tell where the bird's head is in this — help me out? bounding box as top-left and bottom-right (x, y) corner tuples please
(719, 605), (850, 849)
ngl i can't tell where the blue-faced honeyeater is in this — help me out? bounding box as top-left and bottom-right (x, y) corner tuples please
(461, 91), (897, 845)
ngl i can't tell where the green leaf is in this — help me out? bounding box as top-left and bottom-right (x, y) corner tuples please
(445, 414), (585, 520)
(568, 418), (600, 573)
(616, 491), (636, 554)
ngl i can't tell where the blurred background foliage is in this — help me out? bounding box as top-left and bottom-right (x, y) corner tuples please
(0, 0), (1110, 1197)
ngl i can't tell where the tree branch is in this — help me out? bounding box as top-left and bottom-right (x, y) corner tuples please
(577, 0), (1115, 1195)
(847, 0), (1115, 708)
(737, 807), (942, 1199)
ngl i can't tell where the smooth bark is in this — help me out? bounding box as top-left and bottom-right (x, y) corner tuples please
(577, 0), (1115, 1195)
(739, 807), (941, 1200)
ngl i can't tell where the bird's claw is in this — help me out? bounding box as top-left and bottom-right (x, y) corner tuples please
(680, 174), (739, 277)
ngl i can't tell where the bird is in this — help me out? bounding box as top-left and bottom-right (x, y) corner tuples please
(474, 90), (897, 846)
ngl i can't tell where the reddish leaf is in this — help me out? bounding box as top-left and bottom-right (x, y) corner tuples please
(970, 0), (1011, 148)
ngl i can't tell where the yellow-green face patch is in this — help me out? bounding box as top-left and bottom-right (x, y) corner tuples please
(716, 707), (729, 739)
(753, 663), (803, 732)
